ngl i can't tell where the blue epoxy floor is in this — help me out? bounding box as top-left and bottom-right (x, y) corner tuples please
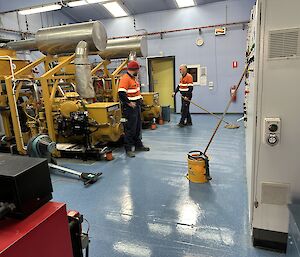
(51, 114), (285, 257)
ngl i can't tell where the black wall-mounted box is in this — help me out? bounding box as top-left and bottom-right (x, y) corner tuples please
(0, 155), (53, 218)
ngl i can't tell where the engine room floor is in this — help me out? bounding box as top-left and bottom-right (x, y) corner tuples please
(52, 114), (286, 257)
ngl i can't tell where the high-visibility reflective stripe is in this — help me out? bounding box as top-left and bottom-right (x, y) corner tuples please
(127, 87), (140, 93)
(179, 83), (193, 87)
(118, 88), (127, 92)
(128, 95), (143, 100)
(179, 88), (189, 91)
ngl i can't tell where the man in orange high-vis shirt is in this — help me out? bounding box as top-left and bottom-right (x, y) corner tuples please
(118, 60), (150, 158)
(172, 64), (193, 127)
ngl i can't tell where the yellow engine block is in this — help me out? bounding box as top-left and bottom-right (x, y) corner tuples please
(85, 102), (123, 143)
(141, 92), (161, 121)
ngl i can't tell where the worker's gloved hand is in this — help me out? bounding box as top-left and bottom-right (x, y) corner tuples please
(183, 96), (189, 101)
(172, 92), (175, 97)
(128, 102), (136, 108)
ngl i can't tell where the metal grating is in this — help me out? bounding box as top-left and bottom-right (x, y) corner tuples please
(268, 28), (300, 59)
(261, 182), (290, 205)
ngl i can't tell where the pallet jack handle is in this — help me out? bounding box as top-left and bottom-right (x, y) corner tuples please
(48, 163), (102, 186)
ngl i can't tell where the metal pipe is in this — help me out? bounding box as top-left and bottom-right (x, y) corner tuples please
(99, 37), (147, 60)
(6, 38), (38, 51)
(109, 21), (249, 39)
(36, 21), (107, 54)
(0, 28), (34, 35)
(74, 41), (95, 98)
(6, 21), (107, 55)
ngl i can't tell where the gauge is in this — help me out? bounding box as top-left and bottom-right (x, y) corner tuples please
(196, 38), (204, 46)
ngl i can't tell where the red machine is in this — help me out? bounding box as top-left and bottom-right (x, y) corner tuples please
(0, 155), (90, 257)
(0, 202), (73, 257)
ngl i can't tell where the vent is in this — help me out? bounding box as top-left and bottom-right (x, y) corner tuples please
(261, 182), (290, 205)
(268, 28), (300, 59)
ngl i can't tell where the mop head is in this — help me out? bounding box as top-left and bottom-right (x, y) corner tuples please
(224, 123), (240, 129)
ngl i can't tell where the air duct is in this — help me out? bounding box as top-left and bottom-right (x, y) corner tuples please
(74, 41), (95, 98)
(99, 37), (147, 60)
(6, 21), (107, 55)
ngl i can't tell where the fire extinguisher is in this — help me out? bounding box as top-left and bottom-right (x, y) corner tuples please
(230, 85), (237, 102)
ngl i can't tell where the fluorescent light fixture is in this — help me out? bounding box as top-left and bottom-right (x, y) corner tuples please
(175, 0), (195, 8)
(87, 0), (109, 3)
(19, 4), (62, 15)
(103, 1), (128, 17)
(68, 0), (88, 7)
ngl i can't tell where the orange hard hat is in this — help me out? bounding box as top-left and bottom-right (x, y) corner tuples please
(128, 60), (140, 70)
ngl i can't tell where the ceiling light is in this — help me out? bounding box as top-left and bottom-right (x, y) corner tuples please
(102, 1), (128, 17)
(87, 0), (109, 3)
(18, 4), (62, 15)
(175, 0), (195, 8)
(68, 1), (88, 7)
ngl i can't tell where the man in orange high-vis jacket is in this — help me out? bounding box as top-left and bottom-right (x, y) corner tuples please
(172, 64), (193, 127)
(118, 60), (150, 158)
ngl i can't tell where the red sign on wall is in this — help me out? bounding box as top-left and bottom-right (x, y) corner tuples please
(232, 61), (238, 68)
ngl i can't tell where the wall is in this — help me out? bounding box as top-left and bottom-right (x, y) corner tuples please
(0, 10), (72, 37)
(100, 0), (255, 113)
(0, 10), (72, 61)
(0, 0), (255, 113)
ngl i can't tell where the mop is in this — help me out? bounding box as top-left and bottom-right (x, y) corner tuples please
(186, 56), (254, 182)
(204, 56), (254, 157)
(181, 96), (240, 129)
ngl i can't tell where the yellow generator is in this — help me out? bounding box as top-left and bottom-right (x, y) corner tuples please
(0, 49), (33, 152)
(141, 92), (161, 122)
(0, 21), (126, 159)
(53, 97), (124, 159)
(85, 102), (123, 143)
(0, 49), (31, 79)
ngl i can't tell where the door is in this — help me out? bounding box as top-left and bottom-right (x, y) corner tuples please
(148, 57), (175, 110)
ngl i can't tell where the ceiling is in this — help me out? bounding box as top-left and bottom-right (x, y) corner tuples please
(1, 0), (225, 21)
(62, 0), (225, 22)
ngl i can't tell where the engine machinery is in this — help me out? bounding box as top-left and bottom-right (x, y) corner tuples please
(0, 22), (160, 164)
(92, 37), (161, 124)
(141, 92), (161, 123)
(0, 21), (124, 160)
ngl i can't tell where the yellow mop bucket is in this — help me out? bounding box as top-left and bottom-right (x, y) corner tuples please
(186, 150), (211, 183)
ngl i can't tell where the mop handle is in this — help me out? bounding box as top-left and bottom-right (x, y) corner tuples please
(182, 96), (230, 125)
(203, 62), (250, 155)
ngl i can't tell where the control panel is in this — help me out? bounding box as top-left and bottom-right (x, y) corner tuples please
(263, 117), (281, 146)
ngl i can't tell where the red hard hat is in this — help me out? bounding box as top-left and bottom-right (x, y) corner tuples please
(127, 60), (140, 70)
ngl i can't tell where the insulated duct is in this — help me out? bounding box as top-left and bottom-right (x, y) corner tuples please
(6, 38), (37, 51)
(74, 41), (95, 98)
(99, 37), (147, 60)
(6, 21), (107, 55)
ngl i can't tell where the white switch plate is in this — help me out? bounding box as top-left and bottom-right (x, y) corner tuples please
(263, 117), (281, 146)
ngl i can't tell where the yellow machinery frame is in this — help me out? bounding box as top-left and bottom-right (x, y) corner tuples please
(92, 59), (128, 102)
(3, 54), (127, 155)
(4, 54), (76, 154)
(39, 54), (76, 142)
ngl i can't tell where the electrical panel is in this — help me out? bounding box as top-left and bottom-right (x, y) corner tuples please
(244, 6), (257, 128)
(245, 0), (300, 252)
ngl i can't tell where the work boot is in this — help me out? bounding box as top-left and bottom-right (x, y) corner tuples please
(126, 151), (136, 158)
(136, 146), (150, 151)
(186, 122), (193, 126)
(177, 123), (185, 127)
